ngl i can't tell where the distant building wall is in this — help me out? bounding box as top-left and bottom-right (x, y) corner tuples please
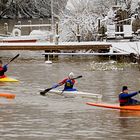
(115, 9), (130, 32)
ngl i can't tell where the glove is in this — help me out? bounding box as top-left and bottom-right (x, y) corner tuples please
(3, 64), (8, 70)
(52, 84), (59, 89)
(138, 90), (140, 93)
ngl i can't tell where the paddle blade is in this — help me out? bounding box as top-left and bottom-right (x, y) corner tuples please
(40, 88), (52, 96)
(40, 91), (46, 96)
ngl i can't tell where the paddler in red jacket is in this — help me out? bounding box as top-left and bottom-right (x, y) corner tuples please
(119, 86), (140, 106)
(52, 72), (77, 91)
(0, 60), (8, 78)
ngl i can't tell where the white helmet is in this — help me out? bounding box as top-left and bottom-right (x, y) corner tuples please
(68, 72), (74, 79)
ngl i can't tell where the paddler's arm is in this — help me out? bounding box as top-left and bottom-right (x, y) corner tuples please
(52, 78), (67, 88)
(72, 79), (76, 84)
(120, 92), (139, 98)
(58, 78), (67, 85)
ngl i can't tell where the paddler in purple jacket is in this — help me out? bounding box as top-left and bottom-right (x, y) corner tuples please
(119, 86), (140, 106)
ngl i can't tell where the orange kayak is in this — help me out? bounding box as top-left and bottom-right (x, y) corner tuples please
(86, 102), (140, 111)
(0, 93), (16, 99)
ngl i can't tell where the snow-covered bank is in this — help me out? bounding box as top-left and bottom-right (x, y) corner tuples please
(111, 41), (140, 54)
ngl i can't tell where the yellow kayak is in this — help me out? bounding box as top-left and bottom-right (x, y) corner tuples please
(0, 76), (19, 82)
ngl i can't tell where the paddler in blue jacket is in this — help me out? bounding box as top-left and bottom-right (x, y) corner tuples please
(52, 72), (77, 91)
(119, 86), (140, 106)
(0, 60), (8, 78)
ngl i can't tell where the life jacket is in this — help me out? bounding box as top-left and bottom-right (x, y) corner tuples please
(119, 99), (129, 106)
(64, 79), (75, 90)
(119, 92), (129, 106)
(0, 66), (6, 77)
(0, 75), (6, 78)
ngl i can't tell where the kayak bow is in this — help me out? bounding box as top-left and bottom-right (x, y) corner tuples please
(0, 93), (16, 99)
(0, 76), (18, 82)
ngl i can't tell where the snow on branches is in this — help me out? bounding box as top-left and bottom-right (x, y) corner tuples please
(59, 0), (115, 41)
(59, 0), (140, 42)
(0, 0), (67, 18)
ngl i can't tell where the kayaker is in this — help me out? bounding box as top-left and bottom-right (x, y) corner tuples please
(119, 86), (140, 106)
(0, 60), (8, 78)
(52, 72), (77, 91)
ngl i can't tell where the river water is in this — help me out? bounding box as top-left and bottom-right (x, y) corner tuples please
(0, 56), (140, 140)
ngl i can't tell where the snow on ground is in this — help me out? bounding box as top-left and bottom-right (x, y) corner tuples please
(0, 41), (111, 46)
(111, 41), (140, 54)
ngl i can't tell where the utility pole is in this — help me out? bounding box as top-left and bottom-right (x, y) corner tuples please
(0, 0), (1, 14)
(51, 0), (54, 35)
(115, 0), (117, 5)
(0, 0), (4, 14)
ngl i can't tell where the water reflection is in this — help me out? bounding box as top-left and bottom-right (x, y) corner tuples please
(119, 110), (140, 117)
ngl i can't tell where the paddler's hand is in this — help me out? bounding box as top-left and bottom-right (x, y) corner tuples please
(138, 90), (140, 93)
(3, 64), (8, 70)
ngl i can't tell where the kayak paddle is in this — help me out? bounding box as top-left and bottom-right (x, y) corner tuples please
(40, 75), (82, 96)
(6, 54), (20, 65)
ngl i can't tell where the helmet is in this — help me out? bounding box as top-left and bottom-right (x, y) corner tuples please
(68, 72), (74, 79)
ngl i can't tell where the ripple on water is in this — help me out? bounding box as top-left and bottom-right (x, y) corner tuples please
(0, 58), (140, 139)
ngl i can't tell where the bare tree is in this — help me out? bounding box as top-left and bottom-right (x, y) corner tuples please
(0, 0), (68, 18)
